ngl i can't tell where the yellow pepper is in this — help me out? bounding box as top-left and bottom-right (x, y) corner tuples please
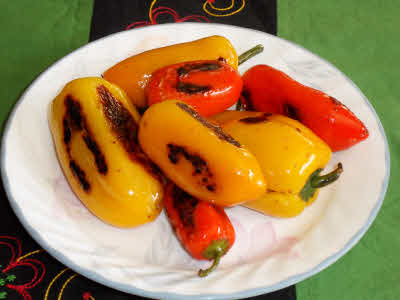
(138, 100), (266, 207)
(214, 111), (343, 217)
(103, 35), (238, 109)
(49, 77), (164, 227)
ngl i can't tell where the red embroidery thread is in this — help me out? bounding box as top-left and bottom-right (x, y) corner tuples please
(0, 236), (45, 300)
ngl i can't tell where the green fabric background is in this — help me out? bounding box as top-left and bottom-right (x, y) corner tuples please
(0, 0), (93, 131)
(278, 1), (399, 299)
(0, 0), (398, 299)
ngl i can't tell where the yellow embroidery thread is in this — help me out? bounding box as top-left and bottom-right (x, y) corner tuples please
(209, 0), (234, 11)
(149, 0), (158, 23)
(16, 249), (44, 261)
(57, 274), (78, 300)
(44, 268), (69, 300)
(203, 0), (245, 17)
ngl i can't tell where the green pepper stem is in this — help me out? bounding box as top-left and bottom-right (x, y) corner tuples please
(238, 44), (264, 65)
(198, 253), (222, 277)
(311, 163), (343, 188)
(300, 163), (343, 202)
(198, 239), (229, 277)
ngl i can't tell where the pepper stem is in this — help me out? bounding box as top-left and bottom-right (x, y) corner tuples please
(238, 44), (264, 65)
(311, 163), (343, 188)
(197, 239), (230, 277)
(300, 163), (343, 202)
(198, 253), (222, 277)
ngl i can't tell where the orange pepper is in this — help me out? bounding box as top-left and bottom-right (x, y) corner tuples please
(104, 36), (238, 109)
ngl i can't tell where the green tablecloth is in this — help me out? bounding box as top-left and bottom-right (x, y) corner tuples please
(279, 1), (400, 299)
(0, 1), (398, 299)
(0, 0), (93, 131)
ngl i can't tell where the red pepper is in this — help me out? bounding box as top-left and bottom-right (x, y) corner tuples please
(145, 45), (264, 117)
(164, 183), (235, 277)
(241, 64), (369, 151)
(145, 59), (243, 117)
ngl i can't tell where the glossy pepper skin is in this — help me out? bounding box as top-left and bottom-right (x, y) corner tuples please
(164, 183), (235, 277)
(215, 111), (343, 217)
(138, 100), (266, 207)
(241, 64), (369, 151)
(49, 77), (163, 227)
(145, 59), (243, 117)
(103, 35), (238, 109)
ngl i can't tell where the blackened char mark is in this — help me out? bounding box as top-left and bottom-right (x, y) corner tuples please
(176, 62), (221, 95)
(328, 95), (349, 112)
(97, 85), (138, 153)
(64, 95), (108, 176)
(190, 155), (208, 175)
(62, 97), (79, 155)
(69, 160), (90, 191)
(63, 95), (108, 192)
(63, 119), (71, 150)
(97, 85), (151, 160)
(329, 96), (342, 106)
(167, 144), (180, 164)
(82, 133), (108, 174)
(283, 103), (300, 121)
(176, 102), (241, 148)
(97, 85), (163, 181)
(177, 62), (221, 76)
(206, 184), (216, 192)
(167, 144), (216, 192)
(172, 185), (198, 228)
(239, 113), (272, 124)
(65, 96), (83, 130)
(176, 82), (210, 94)
(167, 144), (209, 175)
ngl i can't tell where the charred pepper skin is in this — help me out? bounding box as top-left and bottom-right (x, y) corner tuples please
(214, 111), (343, 217)
(241, 64), (369, 152)
(145, 59), (243, 117)
(138, 100), (266, 207)
(103, 35), (238, 109)
(164, 183), (235, 277)
(49, 77), (164, 227)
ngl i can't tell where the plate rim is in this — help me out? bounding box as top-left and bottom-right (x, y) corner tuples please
(0, 22), (390, 300)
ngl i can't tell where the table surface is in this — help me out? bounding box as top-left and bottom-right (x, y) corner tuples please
(0, 1), (398, 300)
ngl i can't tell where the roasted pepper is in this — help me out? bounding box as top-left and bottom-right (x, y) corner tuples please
(145, 59), (243, 117)
(103, 35), (238, 109)
(49, 77), (163, 227)
(138, 100), (266, 207)
(164, 183), (235, 277)
(241, 64), (369, 151)
(215, 111), (343, 217)
(145, 45), (263, 116)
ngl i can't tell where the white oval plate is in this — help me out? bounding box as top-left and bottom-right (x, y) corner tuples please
(1, 23), (389, 299)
